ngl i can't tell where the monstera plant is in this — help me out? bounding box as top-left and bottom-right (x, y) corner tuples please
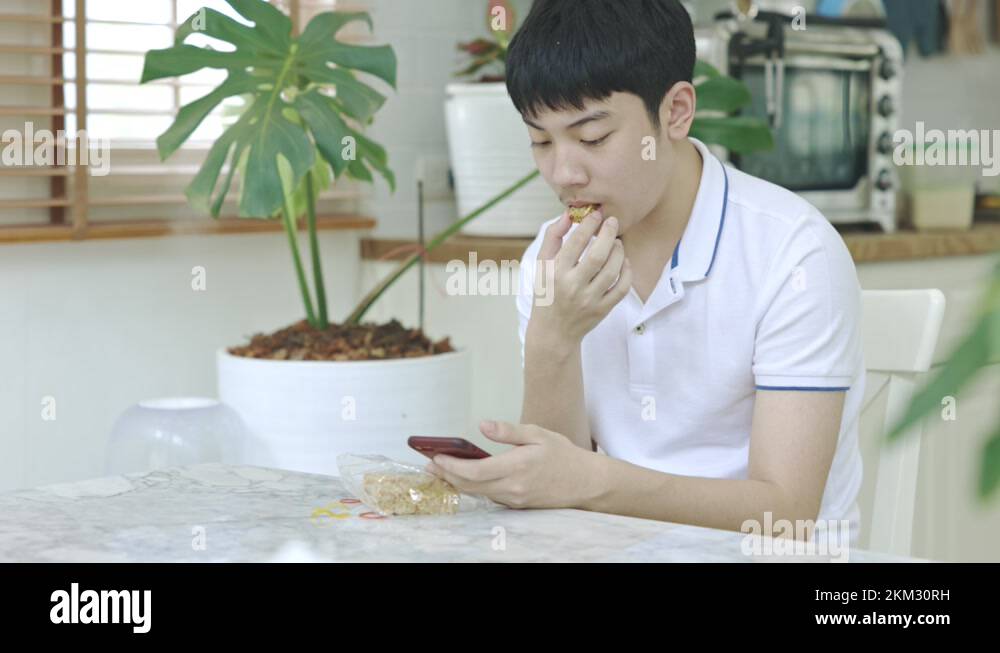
(142, 0), (396, 335)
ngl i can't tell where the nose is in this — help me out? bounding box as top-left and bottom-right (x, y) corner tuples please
(548, 143), (588, 189)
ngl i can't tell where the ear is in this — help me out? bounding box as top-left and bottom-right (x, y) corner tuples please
(660, 81), (696, 141)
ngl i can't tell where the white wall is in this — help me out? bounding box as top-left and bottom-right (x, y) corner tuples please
(0, 231), (364, 490)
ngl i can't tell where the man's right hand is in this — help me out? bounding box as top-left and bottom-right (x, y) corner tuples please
(528, 208), (633, 345)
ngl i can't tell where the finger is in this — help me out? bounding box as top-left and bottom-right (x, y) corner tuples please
(555, 209), (605, 272)
(481, 420), (541, 446)
(578, 216), (620, 283)
(431, 450), (514, 483)
(598, 256), (633, 309)
(538, 212), (572, 261)
(431, 463), (505, 497)
(589, 237), (625, 295)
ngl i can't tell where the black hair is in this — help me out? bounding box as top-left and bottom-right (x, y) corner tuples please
(506, 0), (696, 132)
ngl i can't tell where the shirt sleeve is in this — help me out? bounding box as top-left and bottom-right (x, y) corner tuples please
(752, 213), (862, 391)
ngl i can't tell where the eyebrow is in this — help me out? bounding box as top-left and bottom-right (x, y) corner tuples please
(524, 111), (611, 132)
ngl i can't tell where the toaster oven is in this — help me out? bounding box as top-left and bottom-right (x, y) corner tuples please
(695, 8), (904, 232)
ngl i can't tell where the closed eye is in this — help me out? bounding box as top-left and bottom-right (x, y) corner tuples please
(582, 134), (611, 147)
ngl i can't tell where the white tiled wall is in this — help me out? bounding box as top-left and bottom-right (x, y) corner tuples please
(361, 0), (534, 239)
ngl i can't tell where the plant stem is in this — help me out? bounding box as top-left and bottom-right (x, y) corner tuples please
(281, 192), (317, 328)
(345, 169), (540, 325)
(305, 174), (328, 329)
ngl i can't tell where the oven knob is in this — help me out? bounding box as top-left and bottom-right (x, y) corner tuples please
(877, 132), (894, 155)
(877, 96), (894, 118)
(879, 59), (897, 80)
(875, 170), (893, 191)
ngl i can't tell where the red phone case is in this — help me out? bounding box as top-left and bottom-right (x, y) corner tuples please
(408, 436), (491, 460)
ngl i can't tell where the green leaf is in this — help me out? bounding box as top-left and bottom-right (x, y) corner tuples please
(980, 429), (1000, 500)
(352, 128), (394, 190)
(694, 59), (722, 80)
(210, 139), (248, 217)
(300, 65), (386, 123)
(185, 123), (241, 214)
(302, 42), (397, 89)
(294, 89), (394, 191)
(239, 99), (316, 216)
(293, 89), (354, 177)
(689, 116), (774, 154)
(224, 0), (292, 49)
(297, 11), (373, 47)
(297, 11), (396, 88)
(454, 56), (499, 79)
(175, 7), (281, 55)
(145, 2), (396, 219)
(140, 44), (256, 83)
(696, 76), (753, 114)
(887, 316), (993, 442)
(156, 71), (257, 160)
(347, 158), (373, 183)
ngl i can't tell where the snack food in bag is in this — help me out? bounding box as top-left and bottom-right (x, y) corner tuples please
(337, 453), (499, 516)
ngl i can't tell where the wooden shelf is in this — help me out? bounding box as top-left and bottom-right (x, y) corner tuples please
(361, 221), (1000, 266)
(843, 221), (1000, 263)
(0, 214), (376, 245)
(362, 234), (533, 264)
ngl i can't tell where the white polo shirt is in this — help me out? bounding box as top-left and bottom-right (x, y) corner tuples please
(517, 136), (865, 544)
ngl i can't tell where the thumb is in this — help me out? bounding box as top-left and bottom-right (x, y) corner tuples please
(480, 420), (538, 446)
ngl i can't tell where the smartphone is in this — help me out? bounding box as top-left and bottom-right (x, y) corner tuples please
(408, 436), (491, 460)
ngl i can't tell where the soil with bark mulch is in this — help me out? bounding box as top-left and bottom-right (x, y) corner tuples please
(227, 319), (454, 361)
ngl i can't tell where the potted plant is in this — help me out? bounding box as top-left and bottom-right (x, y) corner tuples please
(141, 0), (478, 471)
(446, 0), (564, 238)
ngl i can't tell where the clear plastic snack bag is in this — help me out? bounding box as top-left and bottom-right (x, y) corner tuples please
(336, 453), (500, 516)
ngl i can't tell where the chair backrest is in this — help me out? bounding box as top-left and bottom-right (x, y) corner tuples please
(857, 289), (946, 556)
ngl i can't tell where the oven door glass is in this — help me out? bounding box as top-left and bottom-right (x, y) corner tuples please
(731, 57), (871, 192)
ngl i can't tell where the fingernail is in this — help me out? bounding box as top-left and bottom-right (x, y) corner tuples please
(481, 419), (496, 434)
(607, 217), (618, 229)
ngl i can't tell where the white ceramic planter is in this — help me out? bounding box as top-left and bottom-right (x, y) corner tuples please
(445, 82), (564, 237)
(217, 348), (471, 475)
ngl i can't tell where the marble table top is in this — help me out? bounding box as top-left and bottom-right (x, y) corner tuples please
(0, 464), (924, 563)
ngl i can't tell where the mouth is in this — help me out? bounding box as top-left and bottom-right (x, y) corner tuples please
(566, 203), (603, 223)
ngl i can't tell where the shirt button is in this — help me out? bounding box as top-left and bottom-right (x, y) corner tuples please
(635, 323), (646, 335)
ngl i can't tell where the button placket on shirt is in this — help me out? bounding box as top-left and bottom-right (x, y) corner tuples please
(627, 271), (686, 390)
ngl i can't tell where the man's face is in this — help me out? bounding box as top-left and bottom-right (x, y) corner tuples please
(523, 91), (676, 234)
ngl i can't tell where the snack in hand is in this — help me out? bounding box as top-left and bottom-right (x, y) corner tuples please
(567, 204), (598, 223)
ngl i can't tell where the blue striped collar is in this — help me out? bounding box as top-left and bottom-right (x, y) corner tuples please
(669, 137), (730, 283)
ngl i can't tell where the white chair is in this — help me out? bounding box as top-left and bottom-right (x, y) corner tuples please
(858, 289), (947, 557)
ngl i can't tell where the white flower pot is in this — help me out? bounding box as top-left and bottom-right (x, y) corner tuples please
(217, 348), (471, 475)
(445, 82), (564, 237)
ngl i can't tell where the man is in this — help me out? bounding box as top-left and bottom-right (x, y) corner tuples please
(425, 0), (864, 545)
